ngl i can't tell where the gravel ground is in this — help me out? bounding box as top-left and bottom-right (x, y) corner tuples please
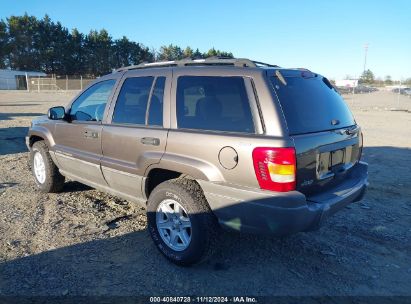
(0, 90), (410, 296)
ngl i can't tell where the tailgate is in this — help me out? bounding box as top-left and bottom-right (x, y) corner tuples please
(292, 127), (362, 196)
(268, 69), (362, 196)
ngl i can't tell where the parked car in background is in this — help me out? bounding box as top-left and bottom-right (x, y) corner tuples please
(337, 85), (377, 95)
(336, 86), (353, 95)
(391, 88), (410, 94)
(353, 85), (374, 94)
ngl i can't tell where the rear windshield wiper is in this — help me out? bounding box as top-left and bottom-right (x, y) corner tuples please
(275, 70), (287, 86)
(322, 77), (335, 90)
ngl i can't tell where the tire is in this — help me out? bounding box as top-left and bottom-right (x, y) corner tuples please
(30, 141), (65, 193)
(147, 178), (219, 266)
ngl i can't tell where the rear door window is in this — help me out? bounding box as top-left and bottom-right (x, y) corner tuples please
(176, 76), (255, 133)
(270, 70), (355, 135)
(112, 77), (154, 125)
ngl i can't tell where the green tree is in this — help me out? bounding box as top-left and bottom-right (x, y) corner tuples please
(384, 75), (393, 85)
(36, 15), (71, 74)
(1, 14), (233, 74)
(204, 47), (233, 58)
(217, 51), (234, 58)
(0, 19), (8, 68)
(183, 46), (193, 58)
(112, 37), (153, 68)
(158, 44), (183, 61)
(7, 14), (40, 70)
(67, 28), (85, 74)
(127, 42), (153, 65)
(359, 69), (375, 84)
(206, 47), (218, 57)
(192, 48), (203, 59)
(84, 29), (112, 75)
(112, 36), (135, 67)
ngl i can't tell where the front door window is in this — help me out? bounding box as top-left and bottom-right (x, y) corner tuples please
(70, 79), (116, 122)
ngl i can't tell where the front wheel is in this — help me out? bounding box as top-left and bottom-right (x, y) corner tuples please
(30, 141), (65, 193)
(147, 179), (219, 266)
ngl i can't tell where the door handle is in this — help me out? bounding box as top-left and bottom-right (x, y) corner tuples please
(84, 130), (99, 139)
(140, 137), (160, 146)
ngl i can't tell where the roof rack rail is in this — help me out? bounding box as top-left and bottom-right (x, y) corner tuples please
(115, 57), (279, 72)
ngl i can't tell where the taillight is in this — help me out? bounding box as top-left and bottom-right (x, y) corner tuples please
(359, 131), (364, 161)
(252, 147), (296, 192)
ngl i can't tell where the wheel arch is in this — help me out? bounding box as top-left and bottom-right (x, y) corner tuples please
(143, 155), (224, 200)
(28, 127), (55, 148)
(144, 168), (183, 199)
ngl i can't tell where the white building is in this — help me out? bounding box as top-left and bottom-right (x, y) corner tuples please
(0, 69), (46, 90)
(335, 79), (358, 88)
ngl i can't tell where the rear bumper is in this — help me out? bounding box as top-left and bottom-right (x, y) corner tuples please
(199, 161), (368, 235)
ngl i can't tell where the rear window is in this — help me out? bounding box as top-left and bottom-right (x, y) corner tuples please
(270, 71), (355, 135)
(176, 76), (255, 133)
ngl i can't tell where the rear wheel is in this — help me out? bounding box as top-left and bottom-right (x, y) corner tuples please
(147, 178), (218, 266)
(30, 141), (65, 193)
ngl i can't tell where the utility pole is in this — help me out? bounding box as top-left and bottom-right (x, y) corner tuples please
(363, 43), (369, 73)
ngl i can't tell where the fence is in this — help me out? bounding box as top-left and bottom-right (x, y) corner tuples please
(27, 75), (96, 92)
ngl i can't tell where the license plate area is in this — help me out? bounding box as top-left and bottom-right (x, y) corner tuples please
(316, 147), (352, 180)
(331, 149), (345, 167)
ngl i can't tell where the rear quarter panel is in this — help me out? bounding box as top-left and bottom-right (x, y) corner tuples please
(165, 67), (292, 189)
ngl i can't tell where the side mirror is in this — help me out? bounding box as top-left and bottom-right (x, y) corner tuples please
(48, 106), (66, 120)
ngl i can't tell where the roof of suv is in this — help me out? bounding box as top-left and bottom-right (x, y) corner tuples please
(114, 57), (280, 73)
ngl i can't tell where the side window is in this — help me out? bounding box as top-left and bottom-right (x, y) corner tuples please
(112, 77), (154, 125)
(176, 76), (255, 133)
(70, 79), (115, 122)
(148, 77), (166, 126)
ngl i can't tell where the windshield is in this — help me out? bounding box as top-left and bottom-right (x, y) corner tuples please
(270, 70), (355, 135)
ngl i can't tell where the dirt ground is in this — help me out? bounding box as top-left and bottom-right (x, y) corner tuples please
(0, 90), (410, 297)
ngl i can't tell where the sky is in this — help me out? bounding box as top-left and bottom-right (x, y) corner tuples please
(1, 0), (410, 80)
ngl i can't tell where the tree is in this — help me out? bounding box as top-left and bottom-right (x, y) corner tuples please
(112, 36), (135, 67)
(7, 14), (41, 70)
(359, 69), (374, 84)
(216, 51), (234, 58)
(158, 44), (183, 61)
(84, 29), (112, 75)
(206, 47), (218, 57)
(35, 15), (72, 74)
(112, 37), (153, 68)
(183, 46), (193, 58)
(0, 19), (8, 68)
(192, 48), (203, 59)
(68, 28), (85, 74)
(204, 47), (233, 58)
(0, 14), (234, 74)
(384, 75), (393, 85)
